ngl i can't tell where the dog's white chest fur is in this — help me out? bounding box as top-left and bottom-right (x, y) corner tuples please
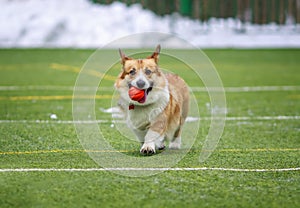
(125, 88), (169, 130)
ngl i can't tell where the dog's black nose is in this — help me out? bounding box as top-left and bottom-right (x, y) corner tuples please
(136, 79), (145, 89)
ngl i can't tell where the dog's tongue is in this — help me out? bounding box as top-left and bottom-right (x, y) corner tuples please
(138, 90), (147, 103)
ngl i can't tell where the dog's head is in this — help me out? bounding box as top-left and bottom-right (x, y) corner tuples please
(115, 45), (168, 105)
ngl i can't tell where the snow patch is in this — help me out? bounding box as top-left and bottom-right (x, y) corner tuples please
(0, 0), (300, 48)
(50, 114), (57, 120)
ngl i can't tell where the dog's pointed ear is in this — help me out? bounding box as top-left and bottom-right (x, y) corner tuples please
(119, 48), (132, 65)
(147, 44), (161, 63)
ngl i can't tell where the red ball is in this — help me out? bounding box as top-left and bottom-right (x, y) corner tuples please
(128, 86), (145, 102)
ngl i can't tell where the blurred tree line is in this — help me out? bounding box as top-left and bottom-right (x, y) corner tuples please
(92, 0), (300, 24)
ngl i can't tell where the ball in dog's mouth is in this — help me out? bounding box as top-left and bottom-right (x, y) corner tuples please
(128, 86), (152, 103)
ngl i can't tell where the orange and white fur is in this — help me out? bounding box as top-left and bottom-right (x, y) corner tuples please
(115, 45), (189, 155)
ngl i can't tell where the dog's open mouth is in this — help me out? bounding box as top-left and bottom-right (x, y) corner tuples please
(138, 87), (152, 103)
(128, 83), (153, 104)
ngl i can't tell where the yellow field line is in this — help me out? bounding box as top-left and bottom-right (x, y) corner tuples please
(0, 148), (299, 155)
(0, 63), (118, 81)
(0, 94), (114, 101)
(50, 63), (117, 81)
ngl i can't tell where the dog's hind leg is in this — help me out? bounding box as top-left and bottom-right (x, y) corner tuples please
(169, 126), (182, 149)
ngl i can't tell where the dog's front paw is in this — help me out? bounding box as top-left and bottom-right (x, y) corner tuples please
(155, 140), (165, 151)
(157, 144), (166, 151)
(140, 143), (156, 156)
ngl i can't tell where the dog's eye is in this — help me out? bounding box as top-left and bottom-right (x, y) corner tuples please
(129, 68), (136, 76)
(145, 68), (152, 75)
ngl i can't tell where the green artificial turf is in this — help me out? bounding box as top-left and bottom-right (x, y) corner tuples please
(0, 49), (299, 208)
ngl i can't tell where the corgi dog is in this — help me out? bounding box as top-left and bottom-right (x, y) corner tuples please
(115, 45), (189, 155)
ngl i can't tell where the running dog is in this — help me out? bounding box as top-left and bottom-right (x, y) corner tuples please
(115, 45), (189, 155)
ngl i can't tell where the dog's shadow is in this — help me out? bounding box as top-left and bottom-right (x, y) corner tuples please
(121, 148), (187, 157)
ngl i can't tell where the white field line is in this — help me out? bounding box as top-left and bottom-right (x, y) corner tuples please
(192, 86), (300, 92)
(0, 119), (111, 124)
(0, 85), (300, 92)
(0, 167), (299, 173)
(208, 115), (300, 121)
(0, 116), (299, 124)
